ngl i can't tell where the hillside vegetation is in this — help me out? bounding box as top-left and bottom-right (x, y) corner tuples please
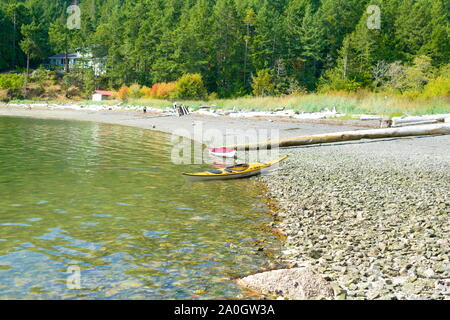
(0, 0), (448, 114)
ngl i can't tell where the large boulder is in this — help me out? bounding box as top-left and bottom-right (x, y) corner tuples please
(237, 267), (334, 300)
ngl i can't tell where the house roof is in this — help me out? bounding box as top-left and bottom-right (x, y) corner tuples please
(48, 52), (80, 59)
(94, 90), (113, 96)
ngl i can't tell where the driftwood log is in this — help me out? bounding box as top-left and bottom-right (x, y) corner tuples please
(392, 114), (450, 125)
(226, 123), (450, 151)
(173, 103), (190, 117)
(392, 120), (439, 127)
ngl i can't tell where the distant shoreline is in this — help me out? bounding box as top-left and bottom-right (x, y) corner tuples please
(0, 103), (368, 143)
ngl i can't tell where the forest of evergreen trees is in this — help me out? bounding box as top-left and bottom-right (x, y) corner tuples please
(0, 0), (448, 98)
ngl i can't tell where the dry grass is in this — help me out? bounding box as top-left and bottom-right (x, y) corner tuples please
(8, 89), (449, 116)
(0, 89), (8, 102)
(126, 91), (450, 116)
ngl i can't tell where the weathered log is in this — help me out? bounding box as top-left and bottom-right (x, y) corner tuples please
(392, 114), (450, 125)
(392, 120), (439, 127)
(227, 123), (450, 150)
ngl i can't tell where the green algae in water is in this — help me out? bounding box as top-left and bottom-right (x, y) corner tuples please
(0, 117), (280, 299)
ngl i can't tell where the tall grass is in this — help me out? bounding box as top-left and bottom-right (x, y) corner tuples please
(127, 91), (450, 116)
(6, 90), (449, 116)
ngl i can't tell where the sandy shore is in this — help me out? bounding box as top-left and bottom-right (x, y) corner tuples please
(1, 104), (449, 300)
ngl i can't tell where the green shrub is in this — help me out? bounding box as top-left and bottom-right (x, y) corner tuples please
(438, 63), (450, 78)
(381, 56), (436, 93)
(403, 55), (434, 91)
(30, 68), (56, 82)
(284, 79), (307, 96)
(171, 73), (207, 100)
(0, 74), (25, 90)
(29, 67), (54, 90)
(208, 92), (219, 101)
(4, 89), (24, 100)
(318, 67), (364, 93)
(128, 83), (142, 99)
(421, 76), (450, 99)
(319, 77), (363, 93)
(251, 69), (275, 96)
(62, 72), (81, 90)
(402, 90), (421, 99)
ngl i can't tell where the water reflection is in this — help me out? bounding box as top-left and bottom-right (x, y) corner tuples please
(0, 117), (279, 299)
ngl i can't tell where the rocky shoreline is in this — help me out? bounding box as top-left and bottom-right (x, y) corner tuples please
(259, 136), (450, 300)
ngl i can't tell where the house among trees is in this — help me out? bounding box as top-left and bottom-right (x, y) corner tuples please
(48, 52), (81, 68)
(47, 50), (106, 76)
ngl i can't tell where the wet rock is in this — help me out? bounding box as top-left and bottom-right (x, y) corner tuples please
(237, 267), (334, 300)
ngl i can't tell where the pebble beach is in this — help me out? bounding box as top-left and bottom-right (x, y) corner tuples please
(261, 135), (450, 300)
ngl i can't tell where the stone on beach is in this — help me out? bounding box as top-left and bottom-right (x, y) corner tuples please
(237, 267), (334, 300)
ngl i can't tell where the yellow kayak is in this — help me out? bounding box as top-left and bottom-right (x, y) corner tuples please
(182, 155), (288, 182)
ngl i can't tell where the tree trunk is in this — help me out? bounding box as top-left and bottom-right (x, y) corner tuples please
(342, 38), (349, 79)
(23, 54), (30, 91)
(244, 40), (248, 87)
(226, 123), (450, 150)
(243, 24), (250, 88)
(343, 52), (348, 79)
(12, 12), (16, 67)
(26, 54), (30, 76)
(65, 51), (70, 73)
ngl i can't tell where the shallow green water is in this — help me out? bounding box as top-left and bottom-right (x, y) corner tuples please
(0, 117), (279, 299)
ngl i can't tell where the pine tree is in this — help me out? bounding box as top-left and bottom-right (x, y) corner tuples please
(394, 0), (435, 61)
(243, 7), (256, 89)
(0, 6), (14, 70)
(20, 19), (46, 88)
(250, 0), (285, 72)
(285, 2), (324, 89)
(316, 0), (370, 68)
(211, 0), (244, 96)
(2, 2), (31, 70)
(48, 17), (76, 73)
(420, 0), (449, 66)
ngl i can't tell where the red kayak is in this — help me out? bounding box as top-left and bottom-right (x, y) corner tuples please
(208, 147), (237, 158)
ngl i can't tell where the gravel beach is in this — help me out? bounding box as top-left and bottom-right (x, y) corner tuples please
(1, 104), (449, 300)
(261, 135), (450, 300)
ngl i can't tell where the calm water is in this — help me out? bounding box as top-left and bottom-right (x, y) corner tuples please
(0, 117), (279, 299)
